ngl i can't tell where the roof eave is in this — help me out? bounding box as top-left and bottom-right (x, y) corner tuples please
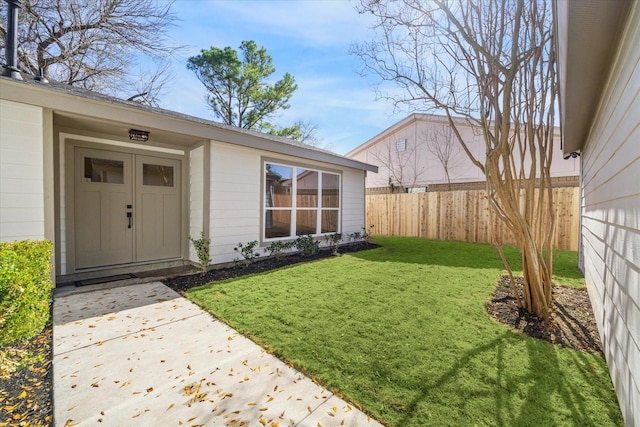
(0, 76), (377, 173)
(555, 0), (632, 157)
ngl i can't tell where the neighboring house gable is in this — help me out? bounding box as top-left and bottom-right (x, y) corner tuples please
(556, 0), (639, 425)
(347, 113), (580, 193)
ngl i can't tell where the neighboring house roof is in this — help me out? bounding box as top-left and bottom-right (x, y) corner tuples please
(554, 0), (634, 157)
(0, 75), (377, 173)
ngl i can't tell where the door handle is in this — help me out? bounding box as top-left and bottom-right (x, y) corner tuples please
(127, 211), (132, 229)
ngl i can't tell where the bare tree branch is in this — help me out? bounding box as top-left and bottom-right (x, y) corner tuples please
(424, 123), (463, 190)
(353, 0), (557, 320)
(369, 137), (426, 192)
(0, 0), (185, 104)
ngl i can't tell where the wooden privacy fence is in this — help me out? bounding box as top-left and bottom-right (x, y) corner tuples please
(366, 187), (580, 251)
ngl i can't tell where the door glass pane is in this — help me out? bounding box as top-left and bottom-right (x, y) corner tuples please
(143, 164), (174, 186)
(321, 210), (339, 233)
(84, 157), (124, 183)
(296, 210), (317, 235)
(322, 173), (340, 208)
(266, 209), (291, 238)
(265, 164), (293, 207)
(296, 169), (318, 207)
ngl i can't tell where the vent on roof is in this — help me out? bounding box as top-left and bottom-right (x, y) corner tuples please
(395, 139), (407, 152)
(2, 0), (23, 80)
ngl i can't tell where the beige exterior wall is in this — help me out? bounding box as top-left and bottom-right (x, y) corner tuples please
(208, 141), (367, 264)
(579, 4), (640, 424)
(348, 115), (579, 191)
(0, 99), (45, 241)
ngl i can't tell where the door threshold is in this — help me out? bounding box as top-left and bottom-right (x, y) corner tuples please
(56, 260), (196, 287)
(76, 274), (137, 287)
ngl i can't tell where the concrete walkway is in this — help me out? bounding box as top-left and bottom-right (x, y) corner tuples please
(53, 281), (383, 427)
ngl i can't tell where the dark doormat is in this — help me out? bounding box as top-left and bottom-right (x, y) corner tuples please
(76, 274), (136, 287)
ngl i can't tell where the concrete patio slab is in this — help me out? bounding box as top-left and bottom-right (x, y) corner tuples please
(53, 282), (383, 427)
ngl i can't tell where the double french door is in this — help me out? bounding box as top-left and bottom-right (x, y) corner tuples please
(74, 147), (181, 269)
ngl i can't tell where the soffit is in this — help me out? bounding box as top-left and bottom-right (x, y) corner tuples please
(54, 112), (204, 148)
(556, 0), (632, 155)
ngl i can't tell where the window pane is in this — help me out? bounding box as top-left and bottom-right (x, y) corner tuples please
(296, 210), (317, 235)
(296, 169), (318, 207)
(322, 173), (340, 208)
(321, 210), (339, 233)
(84, 157), (124, 183)
(266, 209), (291, 238)
(266, 164), (293, 208)
(143, 164), (174, 186)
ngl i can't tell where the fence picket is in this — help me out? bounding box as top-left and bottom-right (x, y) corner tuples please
(366, 188), (579, 251)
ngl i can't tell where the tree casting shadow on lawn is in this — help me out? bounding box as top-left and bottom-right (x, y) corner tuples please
(398, 331), (618, 426)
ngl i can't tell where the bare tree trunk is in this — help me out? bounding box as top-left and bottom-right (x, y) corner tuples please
(353, 0), (557, 320)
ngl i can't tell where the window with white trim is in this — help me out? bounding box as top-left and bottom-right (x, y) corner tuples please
(264, 162), (340, 240)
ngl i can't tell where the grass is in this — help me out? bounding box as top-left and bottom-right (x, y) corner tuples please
(186, 236), (622, 426)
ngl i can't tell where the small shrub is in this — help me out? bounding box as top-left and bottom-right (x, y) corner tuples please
(325, 233), (342, 256)
(350, 225), (374, 243)
(265, 240), (293, 259)
(294, 234), (320, 256)
(0, 240), (53, 346)
(362, 225), (375, 243)
(234, 241), (261, 266)
(189, 232), (211, 276)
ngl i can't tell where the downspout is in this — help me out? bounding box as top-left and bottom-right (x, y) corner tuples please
(2, 0), (23, 80)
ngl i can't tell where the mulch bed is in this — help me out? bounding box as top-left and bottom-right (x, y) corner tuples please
(0, 323), (53, 426)
(1, 244), (603, 426)
(163, 242), (379, 293)
(485, 275), (604, 355)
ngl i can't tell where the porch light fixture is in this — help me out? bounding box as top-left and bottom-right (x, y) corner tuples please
(129, 129), (150, 142)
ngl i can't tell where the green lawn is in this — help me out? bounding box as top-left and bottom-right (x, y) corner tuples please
(186, 236), (622, 426)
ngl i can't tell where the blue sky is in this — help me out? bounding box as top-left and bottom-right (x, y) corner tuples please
(158, 0), (407, 155)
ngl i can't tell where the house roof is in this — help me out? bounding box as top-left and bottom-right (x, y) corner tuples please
(554, 0), (633, 157)
(0, 75), (377, 173)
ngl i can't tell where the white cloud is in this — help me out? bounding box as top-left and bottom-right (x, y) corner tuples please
(159, 0), (405, 155)
(190, 0), (377, 48)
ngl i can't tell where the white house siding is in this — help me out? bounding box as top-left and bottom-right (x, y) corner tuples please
(580, 4), (640, 425)
(189, 145), (205, 262)
(0, 100), (45, 241)
(341, 168), (367, 234)
(208, 141), (369, 264)
(209, 141), (262, 263)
